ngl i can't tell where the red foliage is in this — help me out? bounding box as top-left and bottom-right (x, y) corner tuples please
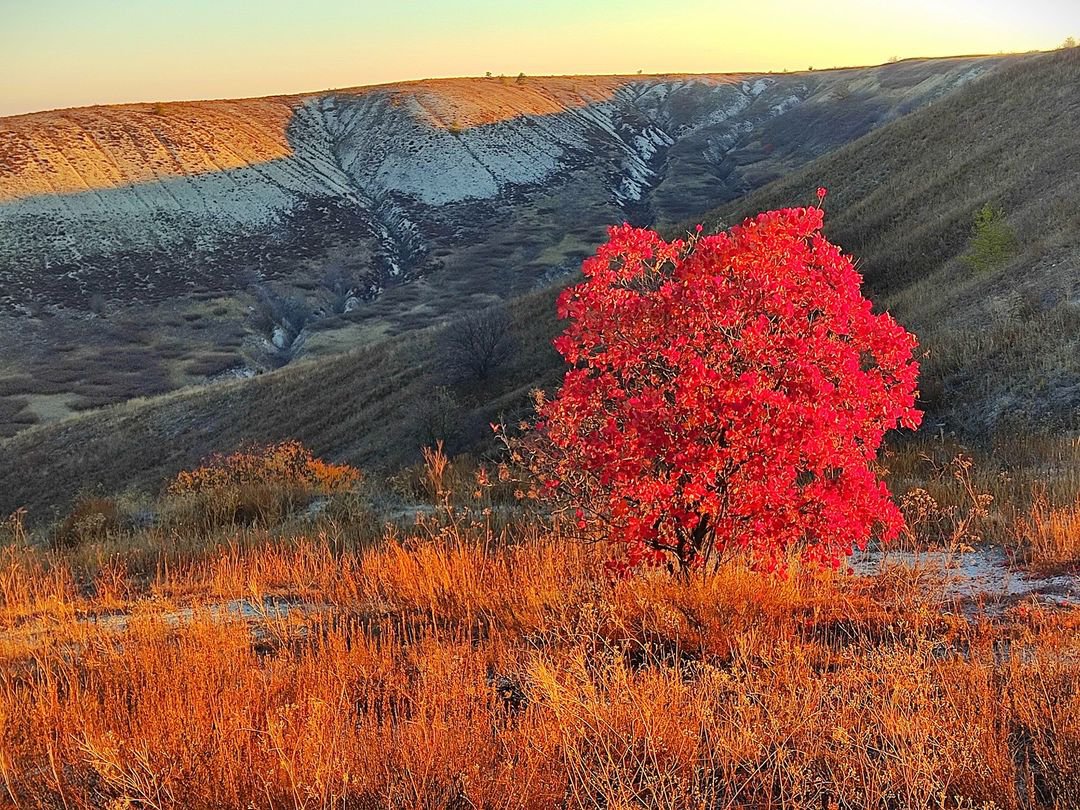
(527, 202), (922, 574)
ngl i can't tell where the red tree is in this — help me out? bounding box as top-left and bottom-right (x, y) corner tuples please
(525, 200), (922, 575)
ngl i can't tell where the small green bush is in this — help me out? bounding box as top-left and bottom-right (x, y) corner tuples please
(964, 203), (1017, 273)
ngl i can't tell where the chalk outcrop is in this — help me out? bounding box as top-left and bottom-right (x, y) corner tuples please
(0, 57), (1009, 312)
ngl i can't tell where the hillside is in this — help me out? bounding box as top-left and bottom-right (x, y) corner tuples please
(3, 49), (1077, 517)
(0, 287), (564, 517)
(0, 60), (1005, 297)
(0, 56), (1015, 437)
(708, 46), (1080, 433)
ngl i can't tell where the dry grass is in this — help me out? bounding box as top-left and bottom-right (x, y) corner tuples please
(1020, 493), (1080, 574)
(0, 452), (1078, 810)
(883, 436), (1080, 572)
(50, 496), (124, 550)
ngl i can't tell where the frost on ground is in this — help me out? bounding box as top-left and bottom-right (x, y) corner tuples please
(851, 546), (1080, 611)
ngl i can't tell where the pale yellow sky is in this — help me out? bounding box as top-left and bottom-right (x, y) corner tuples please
(2, 0), (1078, 117)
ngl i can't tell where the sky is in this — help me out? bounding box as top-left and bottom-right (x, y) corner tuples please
(2, 0), (1079, 117)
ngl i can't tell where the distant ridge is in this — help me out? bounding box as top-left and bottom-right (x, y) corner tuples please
(0, 55), (1012, 310)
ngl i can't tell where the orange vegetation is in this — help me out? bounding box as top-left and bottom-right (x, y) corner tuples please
(0, 478), (1077, 808)
(169, 440), (360, 497)
(0, 444), (1076, 807)
(1021, 492), (1080, 575)
(159, 441), (361, 533)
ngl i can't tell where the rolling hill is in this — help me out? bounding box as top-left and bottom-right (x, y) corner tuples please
(0, 56), (1015, 437)
(3, 48), (1077, 517)
(710, 46), (1080, 434)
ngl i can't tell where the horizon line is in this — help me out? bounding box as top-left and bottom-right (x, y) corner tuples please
(0, 49), (1042, 122)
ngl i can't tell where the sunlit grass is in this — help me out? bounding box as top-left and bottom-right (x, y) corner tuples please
(0, 443), (1077, 808)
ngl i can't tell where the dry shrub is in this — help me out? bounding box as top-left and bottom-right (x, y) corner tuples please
(437, 305), (517, 384)
(1019, 491), (1080, 573)
(169, 440), (359, 495)
(0, 508), (28, 547)
(894, 453), (995, 551)
(165, 441), (361, 532)
(51, 496), (124, 550)
(391, 445), (518, 507)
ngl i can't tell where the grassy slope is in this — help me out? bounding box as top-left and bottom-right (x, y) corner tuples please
(704, 47), (1080, 433)
(3, 49), (1079, 518)
(0, 288), (564, 518)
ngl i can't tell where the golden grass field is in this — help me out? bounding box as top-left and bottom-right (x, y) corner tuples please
(0, 440), (1078, 810)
